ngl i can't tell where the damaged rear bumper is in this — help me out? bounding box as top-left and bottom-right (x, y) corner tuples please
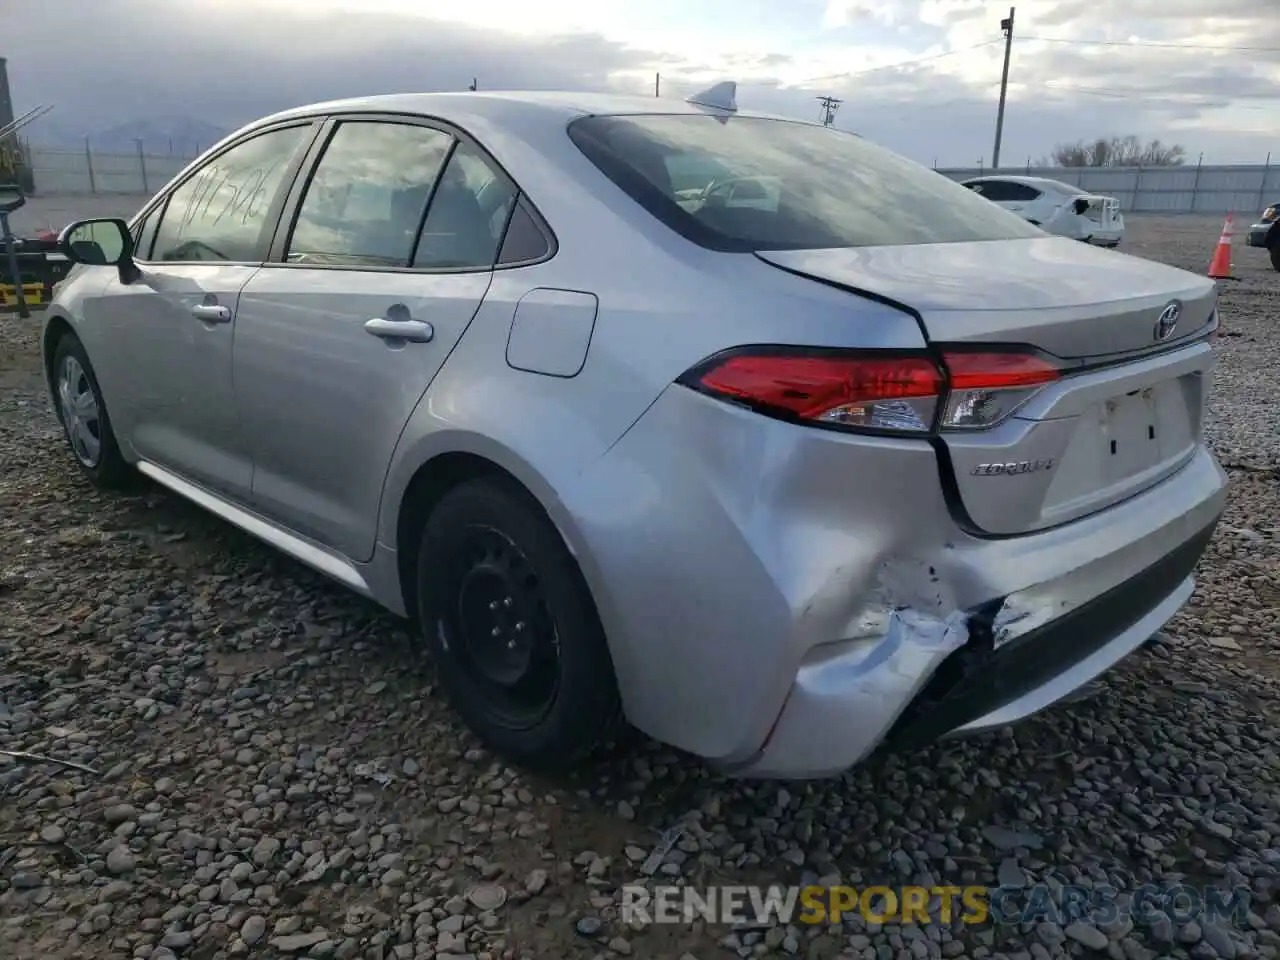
(719, 447), (1225, 779)
(889, 520), (1212, 747)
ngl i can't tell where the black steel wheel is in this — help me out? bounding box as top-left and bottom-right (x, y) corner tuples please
(446, 524), (560, 728)
(416, 477), (623, 769)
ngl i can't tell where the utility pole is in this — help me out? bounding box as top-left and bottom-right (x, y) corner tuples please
(655, 72), (660, 97)
(816, 95), (842, 127)
(991, 6), (1015, 169)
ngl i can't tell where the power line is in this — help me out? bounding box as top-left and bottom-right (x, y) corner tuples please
(1020, 35), (1280, 54)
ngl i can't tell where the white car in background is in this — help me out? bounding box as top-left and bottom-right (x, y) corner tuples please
(961, 175), (1124, 248)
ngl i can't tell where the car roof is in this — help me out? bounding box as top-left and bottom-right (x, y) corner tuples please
(962, 175), (1080, 192)
(242, 90), (806, 135)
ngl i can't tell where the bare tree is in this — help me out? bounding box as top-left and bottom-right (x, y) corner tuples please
(1042, 135), (1186, 168)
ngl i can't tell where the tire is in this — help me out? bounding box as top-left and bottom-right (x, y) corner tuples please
(1270, 244), (1280, 272)
(51, 333), (133, 488)
(416, 477), (624, 770)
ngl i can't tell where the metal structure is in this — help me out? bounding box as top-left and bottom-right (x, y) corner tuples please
(0, 57), (13, 133)
(0, 104), (55, 195)
(0, 183), (30, 317)
(816, 95), (842, 126)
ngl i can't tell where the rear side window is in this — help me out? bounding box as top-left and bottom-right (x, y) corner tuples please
(569, 115), (1043, 252)
(498, 197), (551, 265)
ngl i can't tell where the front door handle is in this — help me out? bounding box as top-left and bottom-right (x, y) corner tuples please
(364, 317), (434, 343)
(191, 304), (232, 324)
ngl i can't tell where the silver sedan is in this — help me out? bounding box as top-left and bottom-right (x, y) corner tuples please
(43, 87), (1226, 778)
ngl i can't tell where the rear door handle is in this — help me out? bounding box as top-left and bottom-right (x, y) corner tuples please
(191, 304), (232, 323)
(364, 317), (434, 343)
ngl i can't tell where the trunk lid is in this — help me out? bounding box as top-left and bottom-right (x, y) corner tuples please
(756, 237), (1216, 535)
(756, 236), (1212, 358)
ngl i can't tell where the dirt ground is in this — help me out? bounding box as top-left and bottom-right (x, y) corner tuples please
(0, 214), (1277, 960)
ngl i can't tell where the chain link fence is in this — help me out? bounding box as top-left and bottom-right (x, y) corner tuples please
(24, 142), (201, 195)
(16, 141), (1280, 217)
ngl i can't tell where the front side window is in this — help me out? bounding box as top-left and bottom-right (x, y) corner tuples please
(287, 121), (454, 267)
(570, 115), (1044, 251)
(131, 210), (157, 260)
(412, 142), (518, 270)
(151, 125), (310, 263)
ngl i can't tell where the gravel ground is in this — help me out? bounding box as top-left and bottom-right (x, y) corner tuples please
(1, 214), (1278, 960)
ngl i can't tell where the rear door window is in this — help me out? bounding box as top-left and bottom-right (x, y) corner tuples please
(412, 142), (518, 270)
(286, 120), (454, 267)
(569, 114), (1042, 252)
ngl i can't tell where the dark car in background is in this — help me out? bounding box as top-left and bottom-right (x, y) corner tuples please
(1246, 201), (1280, 271)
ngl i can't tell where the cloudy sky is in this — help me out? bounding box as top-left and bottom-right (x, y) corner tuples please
(7, 0), (1279, 166)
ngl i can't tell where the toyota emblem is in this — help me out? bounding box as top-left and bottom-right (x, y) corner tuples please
(1155, 301), (1181, 341)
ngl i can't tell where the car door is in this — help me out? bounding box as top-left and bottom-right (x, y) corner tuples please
(232, 116), (520, 561)
(88, 121), (318, 501)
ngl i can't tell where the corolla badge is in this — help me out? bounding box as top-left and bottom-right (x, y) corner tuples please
(1155, 301), (1181, 341)
(971, 459), (1055, 476)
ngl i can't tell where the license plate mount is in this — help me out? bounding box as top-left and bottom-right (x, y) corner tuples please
(1102, 388), (1162, 482)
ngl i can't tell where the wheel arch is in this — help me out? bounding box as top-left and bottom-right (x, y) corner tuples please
(394, 450), (522, 623)
(41, 312), (77, 401)
(386, 436), (615, 647)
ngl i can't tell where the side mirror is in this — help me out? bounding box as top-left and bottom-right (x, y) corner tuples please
(57, 218), (139, 283)
(1072, 198), (1089, 215)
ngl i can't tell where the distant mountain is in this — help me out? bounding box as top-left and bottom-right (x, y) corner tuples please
(89, 116), (231, 156)
(21, 114), (231, 157)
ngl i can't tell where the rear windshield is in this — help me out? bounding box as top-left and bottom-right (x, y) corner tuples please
(568, 114), (1044, 252)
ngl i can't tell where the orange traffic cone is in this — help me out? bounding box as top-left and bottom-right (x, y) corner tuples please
(1208, 214), (1235, 279)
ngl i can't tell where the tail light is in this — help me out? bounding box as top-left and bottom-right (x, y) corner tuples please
(678, 347), (1061, 434)
(942, 350), (1060, 429)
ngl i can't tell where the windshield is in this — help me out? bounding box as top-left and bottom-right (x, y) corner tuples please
(568, 114), (1043, 252)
